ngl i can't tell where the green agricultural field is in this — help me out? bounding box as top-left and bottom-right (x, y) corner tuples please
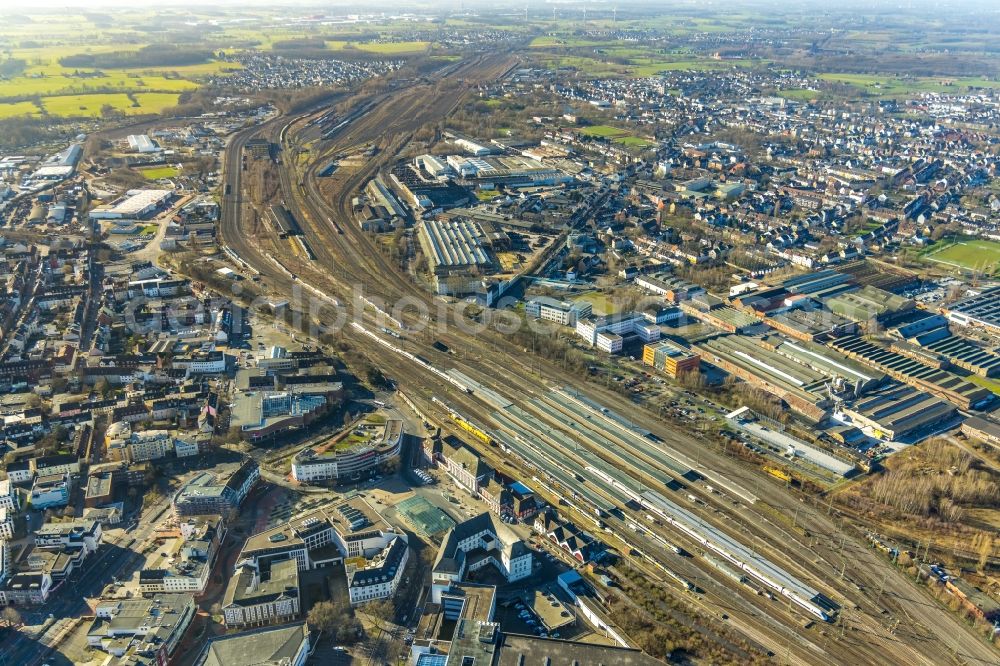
(10, 44), (142, 75)
(0, 41), (232, 122)
(326, 40), (429, 54)
(924, 239), (1000, 273)
(539, 56), (625, 78)
(0, 72), (197, 100)
(0, 101), (41, 119)
(140, 166), (180, 180)
(40, 92), (179, 118)
(818, 72), (1000, 97)
(530, 35), (611, 48)
(131, 92), (182, 114)
(628, 58), (761, 76)
(41, 93), (133, 117)
(360, 40), (429, 54)
(121, 62), (243, 77)
(536, 43), (762, 78)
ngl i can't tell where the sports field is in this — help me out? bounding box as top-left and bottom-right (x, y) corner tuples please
(924, 239), (1000, 273)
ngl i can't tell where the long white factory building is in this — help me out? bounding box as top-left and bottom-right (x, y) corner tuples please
(417, 218), (493, 274)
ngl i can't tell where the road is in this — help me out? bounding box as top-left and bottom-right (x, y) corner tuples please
(1, 495), (173, 665)
(212, 56), (1000, 666)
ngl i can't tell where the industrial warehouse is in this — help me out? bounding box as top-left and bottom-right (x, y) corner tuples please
(829, 335), (993, 410)
(693, 333), (958, 442)
(89, 188), (174, 220)
(417, 218), (498, 295)
(6, 7), (1000, 665)
(945, 286), (1000, 334)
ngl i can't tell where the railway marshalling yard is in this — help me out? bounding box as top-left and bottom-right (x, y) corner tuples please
(215, 53), (1000, 666)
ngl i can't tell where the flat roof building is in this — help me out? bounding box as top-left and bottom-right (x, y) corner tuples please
(222, 558), (300, 628)
(172, 459), (259, 517)
(292, 418), (403, 484)
(962, 415), (1000, 450)
(195, 622), (309, 666)
(87, 594), (195, 665)
(695, 335), (833, 421)
(946, 286), (1000, 334)
(524, 296), (592, 327)
(90, 189), (173, 220)
(643, 340), (700, 378)
(419, 218), (494, 274)
(495, 634), (666, 666)
(829, 335), (993, 410)
(841, 384), (957, 442)
(127, 134), (159, 153)
(240, 497), (401, 571)
(823, 285), (914, 325)
(764, 307), (858, 342)
(230, 390), (331, 442)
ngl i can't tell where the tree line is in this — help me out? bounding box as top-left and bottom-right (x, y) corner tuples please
(59, 45), (213, 70)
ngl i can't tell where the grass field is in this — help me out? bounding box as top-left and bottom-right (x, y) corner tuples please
(573, 291), (618, 316)
(326, 40), (429, 54)
(580, 125), (655, 149)
(140, 166), (180, 180)
(617, 136), (656, 148)
(0, 72), (197, 100)
(359, 41), (429, 54)
(530, 36), (608, 48)
(0, 43), (227, 118)
(777, 88), (823, 101)
(0, 101), (41, 118)
(41, 93), (132, 117)
(819, 72), (1000, 97)
(39, 92), (181, 118)
(121, 62), (242, 77)
(582, 125), (627, 138)
(967, 374), (1000, 397)
(131, 92), (182, 114)
(924, 239), (1000, 273)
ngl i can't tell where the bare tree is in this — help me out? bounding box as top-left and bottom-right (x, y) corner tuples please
(363, 598), (396, 632)
(2, 607), (21, 627)
(307, 600), (339, 633)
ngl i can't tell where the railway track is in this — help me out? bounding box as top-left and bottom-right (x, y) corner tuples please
(215, 55), (1000, 666)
